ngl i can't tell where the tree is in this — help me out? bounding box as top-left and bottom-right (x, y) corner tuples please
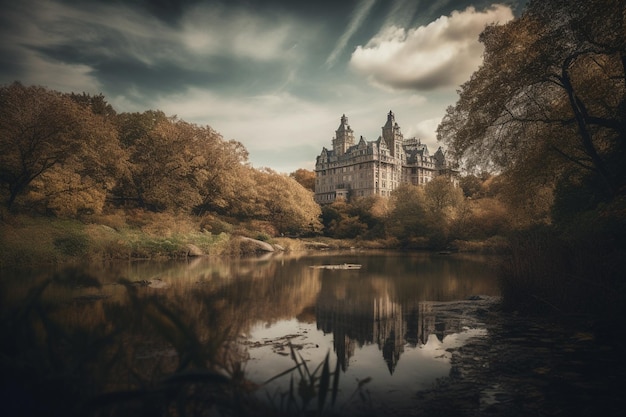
(197, 138), (250, 214)
(114, 111), (248, 213)
(289, 169), (316, 192)
(386, 184), (428, 241)
(0, 83), (123, 210)
(437, 0), (625, 211)
(114, 113), (197, 211)
(424, 177), (464, 215)
(252, 168), (322, 235)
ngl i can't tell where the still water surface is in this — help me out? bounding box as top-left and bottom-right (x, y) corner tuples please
(1, 250), (500, 413)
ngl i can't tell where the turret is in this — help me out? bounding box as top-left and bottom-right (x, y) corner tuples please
(382, 110), (403, 157)
(332, 114), (355, 156)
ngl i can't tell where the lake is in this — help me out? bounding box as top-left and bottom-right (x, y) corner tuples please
(0, 250), (501, 416)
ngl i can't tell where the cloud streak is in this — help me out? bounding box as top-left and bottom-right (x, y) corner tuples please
(349, 4), (514, 90)
(326, 0), (377, 68)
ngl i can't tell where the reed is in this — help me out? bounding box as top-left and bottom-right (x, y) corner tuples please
(499, 225), (625, 318)
(0, 273), (366, 417)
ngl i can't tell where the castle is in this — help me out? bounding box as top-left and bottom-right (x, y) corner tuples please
(314, 111), (458, 204)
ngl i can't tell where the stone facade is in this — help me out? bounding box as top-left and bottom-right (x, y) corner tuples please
(314, 111), (458, 204)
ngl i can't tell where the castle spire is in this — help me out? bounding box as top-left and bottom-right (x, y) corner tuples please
(333, 113), (355, 156)
(384, 110), (395, 129)
(382, 110), (402, 157)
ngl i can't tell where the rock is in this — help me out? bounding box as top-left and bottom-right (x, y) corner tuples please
(237, 236), (275, 253)
(185, 243), (205, 257)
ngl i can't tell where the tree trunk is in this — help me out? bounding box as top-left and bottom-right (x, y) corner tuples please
(560, 64), (616, 198)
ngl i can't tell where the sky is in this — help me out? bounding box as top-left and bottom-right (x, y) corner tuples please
(0, 0), (527, 173)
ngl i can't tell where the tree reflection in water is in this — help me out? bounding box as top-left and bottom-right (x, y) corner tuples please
(0, 250), (499, 416)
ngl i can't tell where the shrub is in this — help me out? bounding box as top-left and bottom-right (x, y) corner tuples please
(53, 235), (89, 256)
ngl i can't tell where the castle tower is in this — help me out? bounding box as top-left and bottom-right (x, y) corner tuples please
(332, 114), (355, 156)
(382, 110), (403, 158)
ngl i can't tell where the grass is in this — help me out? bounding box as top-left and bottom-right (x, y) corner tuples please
(1, 211), (398, 267)
(498, 225), (626, 319)
(1, 208), (509, 268)
(0, 212), (258, 266)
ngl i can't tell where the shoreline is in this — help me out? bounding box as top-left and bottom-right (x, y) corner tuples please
(1, 214), (507, 268)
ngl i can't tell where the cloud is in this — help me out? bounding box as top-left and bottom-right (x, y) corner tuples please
(380, 0), (420, 30)
(326, 0), (377, 68)
(180, 4), (301, 62)
(0, 0), (309, 97)
(349, 4), (514, 90)
(404, 117), (442, 148)
(133, 87), (340, 171)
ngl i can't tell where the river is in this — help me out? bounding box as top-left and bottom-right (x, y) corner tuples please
(1, 250), (622, 416)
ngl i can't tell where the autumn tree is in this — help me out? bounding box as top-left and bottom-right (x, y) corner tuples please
(113, 111), (247, 213)
(0, 83), (123, 212)
(437, 0), (626, 220)
(25, 103), (125, 216)
(351, 195), (388, 238)
(386, 184), (429, 243)
(114, 112), (197, 211)
(252, 168), (322, 235)
(320, 200), (368, 239)
(289, 168), (316, 192)
(424, 177), (464, 215)
(197, 138), (250, 214)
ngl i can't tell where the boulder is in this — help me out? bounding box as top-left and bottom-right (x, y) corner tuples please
(237, 236), (275, 253)
(185, 244), (205, 257)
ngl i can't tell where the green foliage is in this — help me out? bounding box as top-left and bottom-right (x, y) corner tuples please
(256, 232), (271, 242)
(53, 234), (89, 256)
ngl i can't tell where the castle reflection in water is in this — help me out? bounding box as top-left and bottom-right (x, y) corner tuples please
(315, 274), (468, 374)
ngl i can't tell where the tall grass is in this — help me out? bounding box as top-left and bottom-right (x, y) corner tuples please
(499, 225), (626, 318)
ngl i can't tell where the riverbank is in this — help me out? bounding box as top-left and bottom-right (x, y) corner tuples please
(0, 213), (340, 267)
(0, 213), (505, 267)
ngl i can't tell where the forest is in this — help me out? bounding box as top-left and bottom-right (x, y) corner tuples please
(0, 81), (537, 258)
(0, 82), (322, 233)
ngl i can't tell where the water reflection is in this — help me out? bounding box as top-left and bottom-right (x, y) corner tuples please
(0, 250), (499, 414)
(314, 251), (498, 374)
